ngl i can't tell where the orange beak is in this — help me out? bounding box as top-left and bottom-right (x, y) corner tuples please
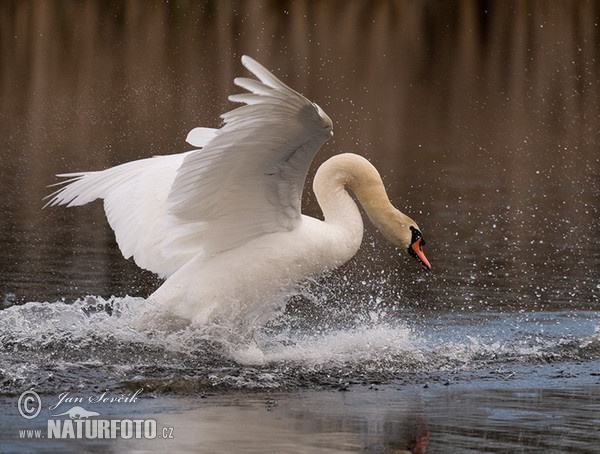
(409, 237), (431, 271)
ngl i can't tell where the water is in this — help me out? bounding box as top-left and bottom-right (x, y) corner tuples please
(2, 296), (600, 452)
(2, 296), (600, 392)
(1, 1), (600, 452)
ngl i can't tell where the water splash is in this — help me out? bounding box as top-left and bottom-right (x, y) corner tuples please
(0, 296), (598, 395)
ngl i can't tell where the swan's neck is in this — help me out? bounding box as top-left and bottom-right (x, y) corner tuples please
(313, 153), (414, 248)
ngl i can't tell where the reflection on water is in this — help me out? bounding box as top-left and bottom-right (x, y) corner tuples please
(137, 382), (600, 453)
(3, 379), (600, 453)
(1, 1), (600, 453)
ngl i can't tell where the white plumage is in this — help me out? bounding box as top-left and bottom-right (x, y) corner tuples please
(47, 56), (429, 328)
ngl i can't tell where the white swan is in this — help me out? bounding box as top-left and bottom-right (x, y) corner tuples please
(47, 56), (430, 327)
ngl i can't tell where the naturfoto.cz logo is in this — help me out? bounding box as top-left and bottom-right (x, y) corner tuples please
(17, 389), (174, 440)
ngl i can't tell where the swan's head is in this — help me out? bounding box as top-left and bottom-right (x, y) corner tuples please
(376, 210), (431, 271)
(314, 152), (431, 271)
(378, 210), (431, 272)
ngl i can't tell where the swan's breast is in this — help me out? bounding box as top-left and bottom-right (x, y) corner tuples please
(148, 215), (363, 326)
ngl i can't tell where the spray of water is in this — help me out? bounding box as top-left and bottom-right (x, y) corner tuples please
(1, 283), (598, 395)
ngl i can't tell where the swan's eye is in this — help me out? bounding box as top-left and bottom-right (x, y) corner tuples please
(409, 226), (422, 244)
(409, 226), (426, 247)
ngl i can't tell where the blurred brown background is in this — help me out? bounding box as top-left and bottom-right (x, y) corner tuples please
(1, 0), (598, 308)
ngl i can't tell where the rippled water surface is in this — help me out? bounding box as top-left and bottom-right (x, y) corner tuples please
(1, 1), (600, 452)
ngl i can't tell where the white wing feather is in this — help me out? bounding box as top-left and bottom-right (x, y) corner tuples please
(46, 153), (194, 276)
(185, 127), (218, 147)
(47, 55), (333, 277)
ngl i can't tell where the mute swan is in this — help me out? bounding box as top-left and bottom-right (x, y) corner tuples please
(47, 56), (430, 327)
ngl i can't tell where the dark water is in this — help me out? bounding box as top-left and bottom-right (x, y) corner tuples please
(1, 1), (600, 452)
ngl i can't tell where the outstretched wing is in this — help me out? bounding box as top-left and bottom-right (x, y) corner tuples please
(47, 56), (333, 277)
(164, 55), (333, 256)
(45, 152), (197, 277)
